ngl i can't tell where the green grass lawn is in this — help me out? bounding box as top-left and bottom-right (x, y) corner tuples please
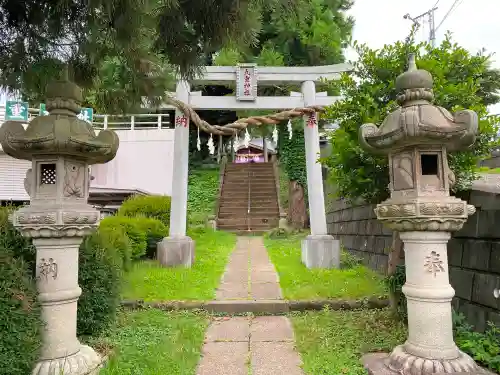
(187, 168), (219, 225)
(291, 308), (406, 375)
(264, 234), (386, 300)
(100, 309), (207, 375)
(122, 228), (236, 301)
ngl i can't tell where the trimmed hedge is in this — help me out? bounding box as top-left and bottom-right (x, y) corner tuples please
(132, 216), (169, 259)
(100, 216), (148, 260)
(99, 215), (168, 261)
(0, 208), (42, 375)
(118, 195), (171, 226)
(77, 228), (125, 336)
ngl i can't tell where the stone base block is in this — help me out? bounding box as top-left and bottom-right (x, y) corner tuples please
(157, 236), (195, 267)
(33, 344), (102, 375)
(362, 348), (487, 375)
(278, 217), (288, 229)
(301, 235), (340, 269)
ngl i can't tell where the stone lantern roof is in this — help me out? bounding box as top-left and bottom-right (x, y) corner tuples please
(359, 54), (478, 154)
(0, 79), (119, 164)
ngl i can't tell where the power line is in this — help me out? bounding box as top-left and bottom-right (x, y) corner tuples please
(403, 6), (438, 47)
(436, 0), (464, 31)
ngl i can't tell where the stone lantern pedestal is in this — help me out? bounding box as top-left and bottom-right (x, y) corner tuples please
(0, 79), (119, 375)
(358, 55), (485, 375)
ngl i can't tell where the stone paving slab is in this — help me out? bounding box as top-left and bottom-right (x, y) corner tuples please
(250, 316), (295, 342)
(215, 282), (249, 300)
(196, 342), (249, 375)
(196, 237), (305, 375)
(251, 342), (305, 375)
(205, 317), (251, 342)
(251, 282), (283, 300)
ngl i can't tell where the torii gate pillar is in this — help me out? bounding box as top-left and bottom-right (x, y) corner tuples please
(157, 80), (195, 267)
(301, 80), (340, 269)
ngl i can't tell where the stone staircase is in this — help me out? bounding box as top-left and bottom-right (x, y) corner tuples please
(217, 163), (280, 233)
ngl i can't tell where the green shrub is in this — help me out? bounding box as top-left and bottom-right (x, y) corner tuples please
(0, 207), (42, 375)
(132, 216), (169, 259)
(77, 228), (124, 337)
(0, 207), (36, 273)
(118, 195), (171, 226)
(384, 264), (407, 322)
(453, 312), (500, 373)
(97, 225), (133, 271)
(187, 169), (219, 225)
(100, 216), (148, 260)
(340, 250), (362, 269)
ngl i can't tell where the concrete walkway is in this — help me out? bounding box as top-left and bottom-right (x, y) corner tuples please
(196, 237), (305, 375)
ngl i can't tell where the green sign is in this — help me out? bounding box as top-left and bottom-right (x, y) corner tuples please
(39, 103), (49, 116)
(77, 107), (93, 123)
(5, 101), (29, 121)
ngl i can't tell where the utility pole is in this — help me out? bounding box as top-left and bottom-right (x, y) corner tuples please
(403, 6), (438, 47)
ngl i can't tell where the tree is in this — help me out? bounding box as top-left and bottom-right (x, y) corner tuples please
(321, 32), (500, 317)
(212, 0), (354, 228)
(0, 0), (266, 112)
(322, 33), (500, 204)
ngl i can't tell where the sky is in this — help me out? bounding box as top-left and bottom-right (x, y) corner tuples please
(344, 0), (500, 114)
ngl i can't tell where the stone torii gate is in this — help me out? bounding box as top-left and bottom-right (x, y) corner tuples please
(157, 63), (352, 269)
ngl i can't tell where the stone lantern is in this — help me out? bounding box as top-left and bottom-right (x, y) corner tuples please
(0, 79), (119, 375)
(359, 54), (482, 374)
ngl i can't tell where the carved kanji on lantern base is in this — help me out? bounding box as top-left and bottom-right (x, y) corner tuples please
(359, 55), (484, 375)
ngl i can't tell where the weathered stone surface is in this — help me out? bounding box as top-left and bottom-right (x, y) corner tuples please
(216, 282), (249, 300)
(463, 240), (491, 271)
(489, 242), (500, 273)
(449, 267), (475, 300)
(205, 317), (250, 342)
(205, 300), (289, 314)
(447, 238), (464, 267)
(196, 342), (248, 375)
(250, 316), (294, 342)
(301, 234), (340, 269)
(251, 342), (305, 375)
(157, 236), (195, 267)
(471, 273), (500, 310)
(477, 210), (497, 239)
(251, 282), (282, 300)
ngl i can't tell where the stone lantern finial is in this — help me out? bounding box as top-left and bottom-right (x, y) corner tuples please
(394, 53), (434, 106)
(359, 56), (483, 375)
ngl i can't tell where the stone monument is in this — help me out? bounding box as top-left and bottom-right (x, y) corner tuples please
(0, 78), (119, 375)
(359, 54), (484, 374)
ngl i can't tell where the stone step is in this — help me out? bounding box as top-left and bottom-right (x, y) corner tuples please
(217, 217), (279, 227)
(219, 205), (279, 212)
(219, 200), (278, 208)
(224, 183), (276, 188)
(221, 193), (277, 199)
(218, 211), (279, 219)
(224, 175), (275, 181)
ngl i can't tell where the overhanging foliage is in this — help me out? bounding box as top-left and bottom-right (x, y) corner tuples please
(321, 33), (500, 204)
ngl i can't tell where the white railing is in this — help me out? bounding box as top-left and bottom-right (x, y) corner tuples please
(93, 113), (171, 130)
(0, 105), (172, 130)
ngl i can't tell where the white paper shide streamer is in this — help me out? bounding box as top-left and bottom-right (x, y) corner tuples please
(233, 136), (240, 153)
(196, 128), (201, 151)
(272, 125), (278, 144)
(207, 134), (215, 155)
(244, 128), (251, 148)
(287, 119), (293, 140)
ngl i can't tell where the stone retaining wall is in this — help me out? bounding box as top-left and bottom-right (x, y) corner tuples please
(326, 189), (500, 331)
